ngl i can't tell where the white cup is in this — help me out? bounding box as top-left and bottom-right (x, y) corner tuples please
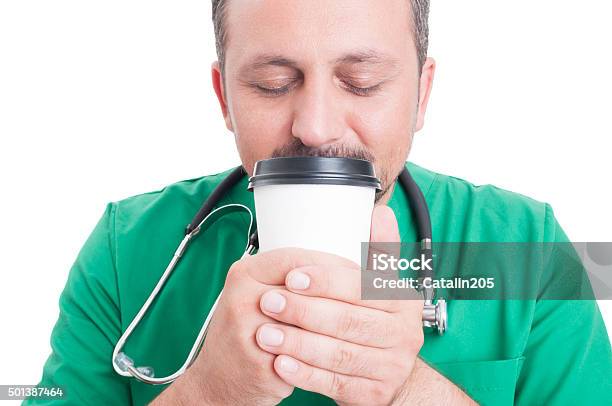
(248, 157), (381, 265)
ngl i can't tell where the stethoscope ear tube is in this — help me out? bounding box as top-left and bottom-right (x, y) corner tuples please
(398, 168), (432, 242)
(185, 166), (247, 235)
(399, 167), (446, 335)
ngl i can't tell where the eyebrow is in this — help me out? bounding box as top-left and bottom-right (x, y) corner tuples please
(241, 49), (399, 72)
(246, 55), (299, 71)
(333, 49), (400, 68)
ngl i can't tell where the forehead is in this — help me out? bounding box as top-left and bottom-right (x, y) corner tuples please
(223, 0), (414, 68)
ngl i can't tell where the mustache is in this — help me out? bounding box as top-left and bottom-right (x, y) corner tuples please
(270, 139), (390, 202)
(271, 139), (375, 163)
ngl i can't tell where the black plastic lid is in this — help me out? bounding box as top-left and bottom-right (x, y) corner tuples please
(248, 157), (381, 191)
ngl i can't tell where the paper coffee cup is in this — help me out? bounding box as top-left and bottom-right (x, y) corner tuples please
(248, 157), (381, 265)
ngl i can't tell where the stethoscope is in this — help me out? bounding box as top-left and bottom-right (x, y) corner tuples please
(112, 165), (447, 385)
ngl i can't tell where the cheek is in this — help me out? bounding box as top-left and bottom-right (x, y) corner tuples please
(348, 93), (415, 153)
(347, 92), (416, 185)
(229, 93), (294, 169)
(227, 77), (417, 175)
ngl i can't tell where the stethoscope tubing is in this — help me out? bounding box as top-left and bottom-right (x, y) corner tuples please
(112, 165), (446, 385)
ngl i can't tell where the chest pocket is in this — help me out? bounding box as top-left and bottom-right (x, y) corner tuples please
(432, 356), (525, 406)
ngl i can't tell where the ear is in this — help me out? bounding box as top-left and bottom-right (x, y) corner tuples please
(414, 57), (436, 132)
(211, 61), (234, 132)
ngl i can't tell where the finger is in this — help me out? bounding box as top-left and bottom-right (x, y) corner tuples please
(259, 290), (411, 348)
(370, 205), (401, 244)
(273, 355), (384, 405)
(256, 323), (396, 380)
(238, 247), (359, 285)
(285, 265), (408, 313)
(364, 205), (425, 304)
(367, 205), (402, 270)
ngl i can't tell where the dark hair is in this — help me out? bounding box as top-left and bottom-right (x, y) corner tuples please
(212, 0), (430, 75)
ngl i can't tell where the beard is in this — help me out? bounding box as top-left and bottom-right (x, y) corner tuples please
(270, 138), (396, 203)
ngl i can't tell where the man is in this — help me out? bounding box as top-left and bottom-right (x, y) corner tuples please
(28, 0), (612, 405)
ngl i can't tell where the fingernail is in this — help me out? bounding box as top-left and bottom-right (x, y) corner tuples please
(279, 356), (299, 373)
(261, 291), (286, 313)
(258, 325), (284, 346)
(287, 271), (310, 290)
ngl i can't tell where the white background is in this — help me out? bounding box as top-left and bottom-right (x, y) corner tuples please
(0, 0), (610, 396)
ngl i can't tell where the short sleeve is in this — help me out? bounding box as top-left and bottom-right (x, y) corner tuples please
(514, 204), (612, 404)
(24, 203), (132, 405)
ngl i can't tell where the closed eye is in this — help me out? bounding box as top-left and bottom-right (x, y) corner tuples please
(250, 79), (382, 97)
(255, 83), (294, 96)
(342, 81), (382, 97)
(251, 78), (300, 97)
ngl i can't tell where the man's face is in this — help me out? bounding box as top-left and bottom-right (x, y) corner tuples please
(212, 0), (435, 203)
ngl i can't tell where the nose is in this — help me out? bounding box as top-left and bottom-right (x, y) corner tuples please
(291, 76), (347, 148)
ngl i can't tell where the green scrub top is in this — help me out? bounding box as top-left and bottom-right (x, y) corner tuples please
(25, 162), (612, 405)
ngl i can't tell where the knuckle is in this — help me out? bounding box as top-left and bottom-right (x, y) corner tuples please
(302, 362), (317, 385)
(274, 383), (295, 400)
(391, 315), (416, 347)
(413, 327), (425, 349)
(404, 324), (424, 353)
(286, 329), (303, 357)
(224, 298), (256, 329)
(389, 323), (407, 347)
(330, 372), (350, 399)
(367, 381), (392, 404)
(223, 300), (241, 324)
(251, 352), (275, 376)
(292, 299), (310, 325)
(330, 343), (372, 377)
(336, 310), (361, 338)
(331, 344), (355, 371)
(253, 358), (270, 375)
(380, 317), (397, 343)
(338, 311), (397, 346)
(225, 260), (246, 285)
(318, 267), (331, 295)
(396, 349), (412, 367)
(385, 352), (411, 380)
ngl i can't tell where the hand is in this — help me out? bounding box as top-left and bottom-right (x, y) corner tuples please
(255, 206), (425, 405)
(177, 236), (363, 405)
(177, 256), (296, 405)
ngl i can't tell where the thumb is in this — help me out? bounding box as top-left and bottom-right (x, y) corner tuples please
(370, 205), (400, 243)
(366, 206), (401, 270)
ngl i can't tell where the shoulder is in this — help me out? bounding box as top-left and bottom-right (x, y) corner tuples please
(99, 167), (245, 311)
(104, 167), (242, 275)
(409, 162), (557, 241)
(111, 167), (236, 221)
